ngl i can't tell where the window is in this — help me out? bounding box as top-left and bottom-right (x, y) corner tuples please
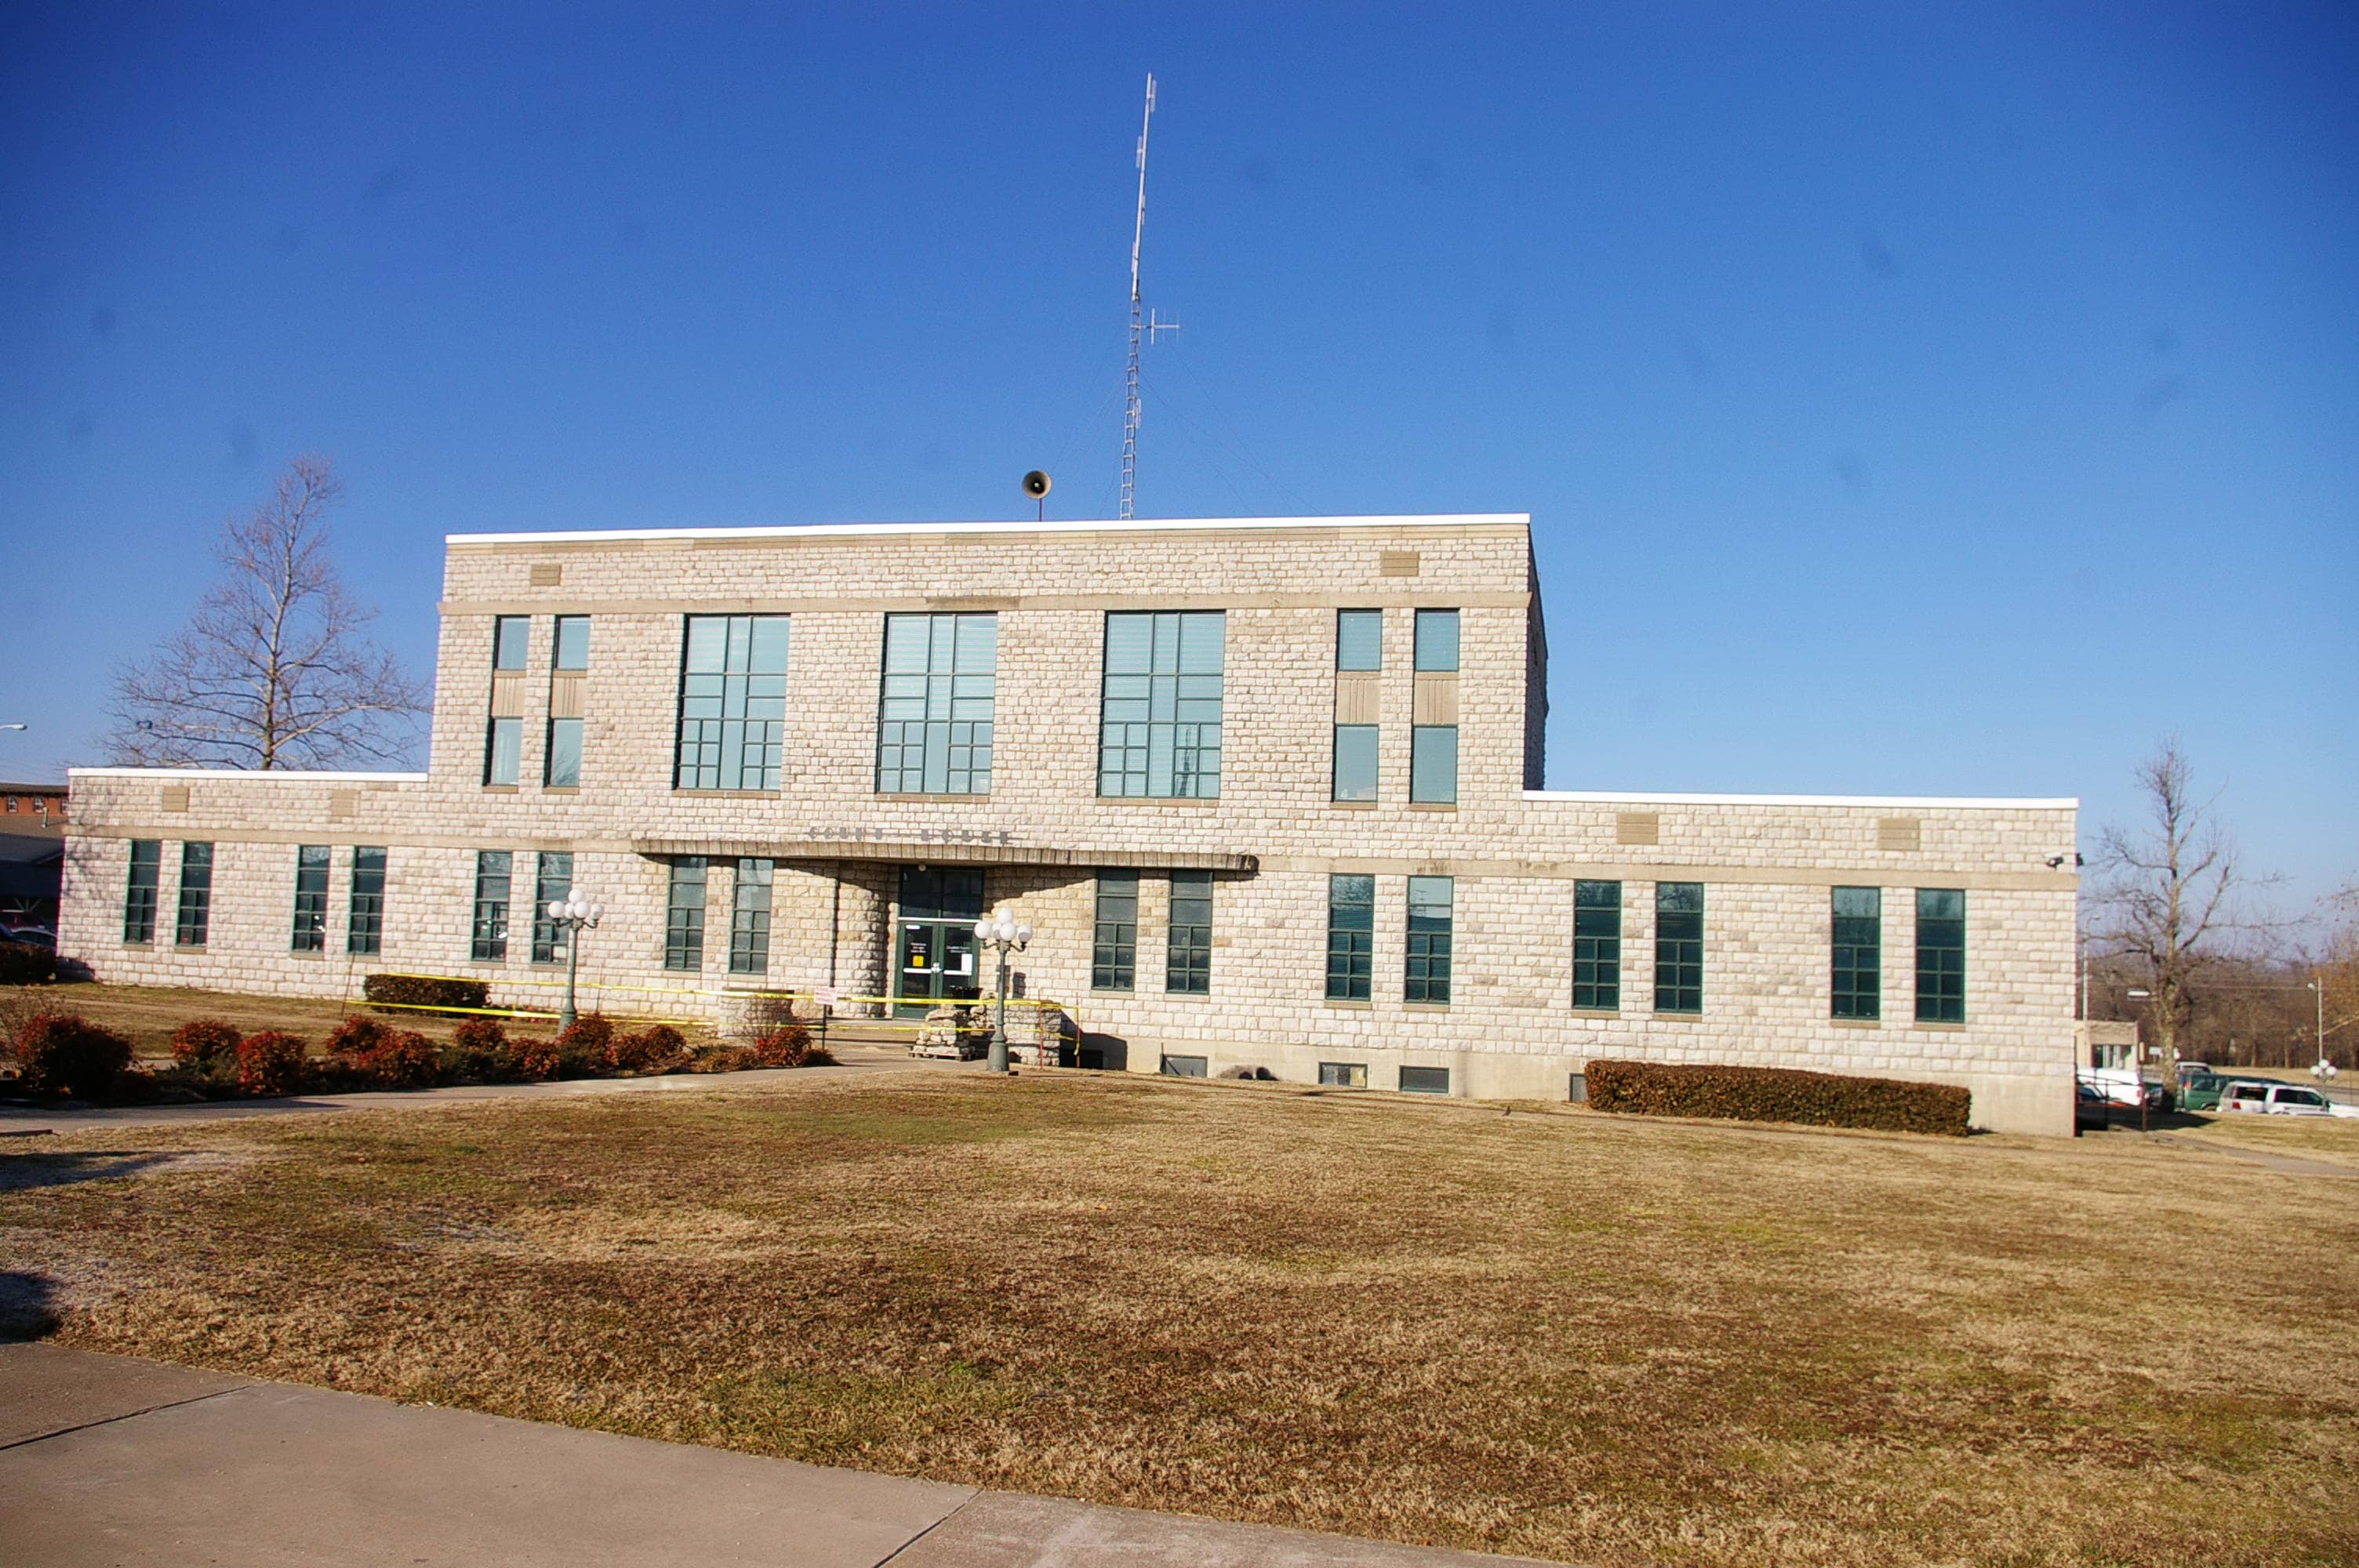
(1831, 887), (1881, 1020)
(552, 615), (590, 670)
(174, 842), (213, 947)
(1409, 724), (1457, 804)
(1332, 724), (1378, 802)
(675, 614), (790, 791)
(1318, 1062), (1368, 1088)
(493, 616), (529, 671)
(1336, 609), (1383, 671)
(1092, 872), (1137, 991)
(1915, 889), (1966, 1023)
(1166, 870), (1212, 994)
(1654, 882), (1703, 1014)
(290, 845), (330, 953)
(1399, 1065), (1450, 1095)
(471, 851), (511, 962)
(1572, 880), (1621, 1011)
(531, 851), (574, 965)
(1405, 875), (1452, 1004)
(123, 840), (160, 944)
(877, 612), (996, 795)
(544, 719), (582, 788)
(347, 848), (386, 956)
(1160, 1054), (1209, 1077)
(1325, 873), (1374, 1000)
(730, 857), (773, 975)
(1413, 608), (1459, 671)
(1099, 611), (1224, 798)
(663, 858), (707, 971)
(484, 717), (522, 786)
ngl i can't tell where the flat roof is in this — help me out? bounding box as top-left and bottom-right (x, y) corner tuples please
(445, 512), (1529, 546)
(67, 768), (429, 782)
(1525, 789), (2077, 809)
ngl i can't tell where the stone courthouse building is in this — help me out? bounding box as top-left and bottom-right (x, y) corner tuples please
(59, 513), (2081, 1132)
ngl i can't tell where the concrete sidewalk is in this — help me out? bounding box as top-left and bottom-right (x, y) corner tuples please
(0, 1344), (1553, 1566)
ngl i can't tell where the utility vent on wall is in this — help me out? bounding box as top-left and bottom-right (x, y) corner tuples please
(1379, 550), (1421, 578)
(1877, 817), (1922, 851)
(160, 786), (190, 814)
(529, 562), (563, 586)
(1615, 812), (1659, 847)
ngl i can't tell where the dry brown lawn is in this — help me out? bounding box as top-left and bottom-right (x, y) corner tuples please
(9, 980), (657, 1057)
(2, 1071), (2355, 1567)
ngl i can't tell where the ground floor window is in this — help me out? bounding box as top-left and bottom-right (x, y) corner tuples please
(1916, 888), (1966, 1022)
(1831, 886), (1881, 1019)
(1166, 869), (1212, 994)
(1573, 879), (1621, 1010)
(123, 839), (159, 944)
(1318, 1061), (1368, 1088)
(347, 847), (386, 956)
(1160, 1053), (1209, 1077)
(1654, 881), (1703, 1014)
(730, 858), (773, 975)
(1399, 1065), (1450, 1095)
(471, 851), (511, 962)
(175, 841), (214, 947)
(663, 858), (707, 971)
(1405, 874), (1452, 1004)
(1092, 871), (1137, 991)
(1325, 873), (1374, 1000)
(532, 851), (575, 965)
(290, 844), (329, 953)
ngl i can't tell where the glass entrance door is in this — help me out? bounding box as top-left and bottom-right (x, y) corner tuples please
(896, 867), (985, 1016)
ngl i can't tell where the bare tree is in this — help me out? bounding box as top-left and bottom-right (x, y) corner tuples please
(107, 456), (428, 769)
(2090, 738), (2274, 1087)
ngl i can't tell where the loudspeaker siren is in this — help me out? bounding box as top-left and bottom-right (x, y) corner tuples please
(1022, 470), (1052, 498)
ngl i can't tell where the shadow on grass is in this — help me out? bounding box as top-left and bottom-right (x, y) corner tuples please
(0, 1152), (182, 1192)
(0, 1271), (59, 1341)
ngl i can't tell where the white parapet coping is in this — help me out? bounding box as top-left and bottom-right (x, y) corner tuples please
(66, 768), (430, 782)
(445, 512), (1531, 546)
(1523, 789), (2079, 810)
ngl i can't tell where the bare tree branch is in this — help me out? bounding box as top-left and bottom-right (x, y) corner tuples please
(105, 456), (430, 770)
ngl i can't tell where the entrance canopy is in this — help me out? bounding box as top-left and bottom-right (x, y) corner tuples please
(632, 836), (1256, 873)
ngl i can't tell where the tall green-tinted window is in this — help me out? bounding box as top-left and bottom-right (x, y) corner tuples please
(1166, 870), (1212, 994)
(471, 850), (511, 962)
(1332, 725), (1378, 802)
(1405, 875), (1453, 1004)
(493, 616), (530, 670)
(531, 851), (575, 964)
(1336, 609), (1383, 671)
(1916, 889), (1967, 1023)
(1099, 611), (1223, 798)
(552, 615), (590, 670)
(545, 615), (589, 788)
(1092, 872), (1137, 992)
(1572, 880), (1622, 1011)
(1830, 887), (1881, 1019)
(663, 858), (707, 972)
(1409, 725), (1457, 804)
(485, 615), (528, 786)
(1413, 608), (1459, 671)
(175, 842), (213, 947)
(1325, 874), (1374, 1000)
(877, 612), (996, 794)
(290, 845), (330, 953)
(675, 614), (790, 791)
(1654, 882), (1703, 1014)
(347, 848), (386, 956)
(730, 858), (773, 975)
(122, 840), (160, 944)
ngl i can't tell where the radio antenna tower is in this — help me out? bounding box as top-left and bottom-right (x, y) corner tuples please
(1120, 72), (1176, 519)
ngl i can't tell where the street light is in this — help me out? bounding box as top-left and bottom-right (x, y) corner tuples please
(543, 886), (605, 1030)
(971, 909), (1032, 1075)
(2310, 979), (2339, 1083)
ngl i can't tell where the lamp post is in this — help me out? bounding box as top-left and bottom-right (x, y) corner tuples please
(543, 886), (605, 1031)
(971, 909), (1031, 1075)
(2310, 978), (2342, 1087)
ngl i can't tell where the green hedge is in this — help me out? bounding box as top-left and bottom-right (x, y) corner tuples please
(1584, 1059), (1972, 1137)
(362, 973), (491, 1016)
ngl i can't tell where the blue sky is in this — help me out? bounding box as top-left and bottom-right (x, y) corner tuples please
(3, 3), (2354, 914)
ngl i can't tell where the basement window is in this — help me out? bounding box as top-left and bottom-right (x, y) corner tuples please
(1160, 1054), (1209, 1078)
(1318, 1062), (1368, 1089)
(1399, 1065), (1450, 1095)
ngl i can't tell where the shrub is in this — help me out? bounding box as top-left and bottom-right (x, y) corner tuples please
(1583, 1059), (1972, 1137)
(9, 1014), (134, 1098)
(551, 1014), (614, 1079)
(362, 973), (490, 1017)
(234, 1030), (311, 1098)
(609, 1024), (686, 1075)
(443, 1017), (523, 1083)
(368, 1031), (443, 1090)
(513, 1034), (560, 1082)
(748, 1022), (836, 1069)
(688, 1044), (758, 1074)
(169, 1017), (243, 1069)
(326, 1014), (397, 1060)
(451, 1016), (508, 1054)
(0, 940), (57, 985)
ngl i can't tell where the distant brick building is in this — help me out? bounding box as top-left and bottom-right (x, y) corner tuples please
(58, 514), (2080, 1131)
(0, 782), (67, 838)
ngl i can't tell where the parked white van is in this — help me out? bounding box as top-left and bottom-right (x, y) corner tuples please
(2217, 1081), (2358, 1118)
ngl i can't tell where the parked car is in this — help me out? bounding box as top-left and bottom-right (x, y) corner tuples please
(2217, 1080), (2359, 1119)
(0, 924), (54, 949)
(2079, 1069), (2165, 1110)
(2074, 1080), (2112, 1132)
(2177, 1070), (2233, 1112)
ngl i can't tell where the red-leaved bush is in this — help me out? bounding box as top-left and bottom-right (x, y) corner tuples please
(368, 1030), (443, 1090)
(9, 1014), (134, 1098)
(749, 1022), (835, 1069)
(451, 1017), (508, 1054)
(326, 1014), (397, 1060)
(1583, 1059), (1972, 1136)
(234, 1031), (310, 1097)
(169, 1017), (242, 1069)
(514, 1034), (561, 1081)
(608, 1024), (686, 1075)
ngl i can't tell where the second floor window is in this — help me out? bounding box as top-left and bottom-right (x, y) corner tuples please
(546, 615), (589, 789)
(1100, 611), (1223, 799)
(485, 615), (528, 785)
(877, 612), (996, 795)
(1332, 724), (1378, 802)
(676, 615), (789, 791)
